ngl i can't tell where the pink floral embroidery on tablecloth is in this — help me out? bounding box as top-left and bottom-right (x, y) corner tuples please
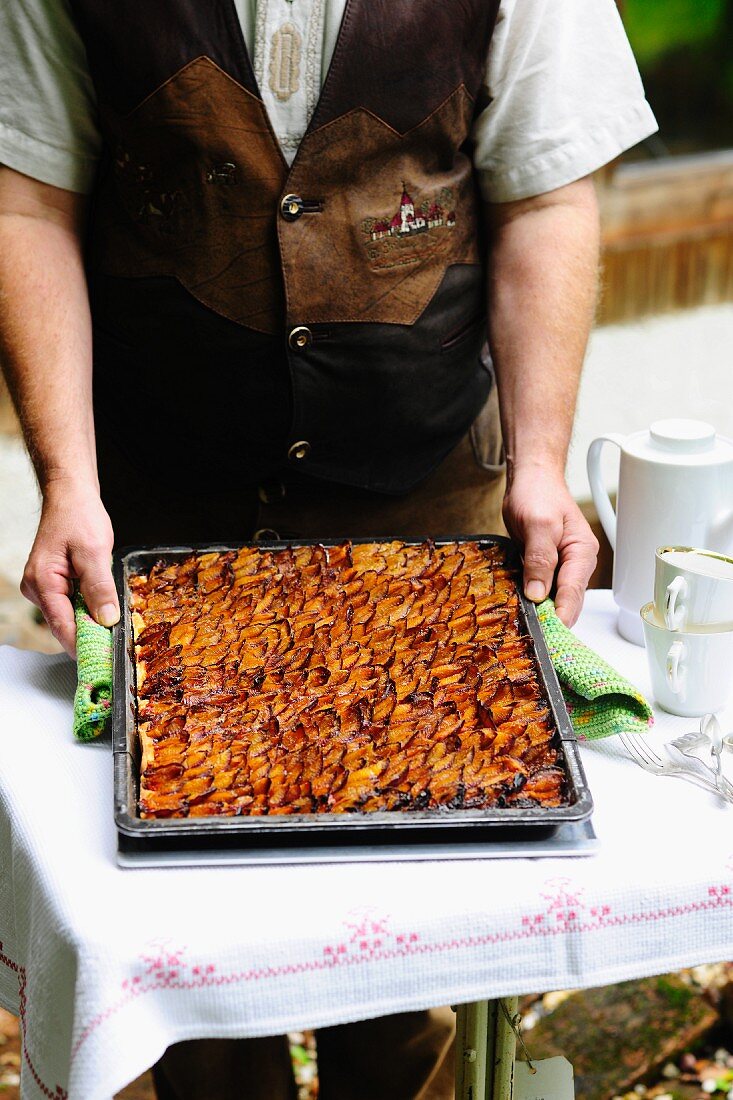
(323, 906), (419, 959)
(55, 854), (733, 1069)
(122, 940), (215, 991)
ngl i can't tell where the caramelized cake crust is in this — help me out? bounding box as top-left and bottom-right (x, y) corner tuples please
(130, 541), (566, 818)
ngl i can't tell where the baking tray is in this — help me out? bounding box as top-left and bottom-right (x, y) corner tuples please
(117, 819), (599, 867)
(113, 537), (593, 859)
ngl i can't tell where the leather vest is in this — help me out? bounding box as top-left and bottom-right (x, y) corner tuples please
(71, 0), (500, 493)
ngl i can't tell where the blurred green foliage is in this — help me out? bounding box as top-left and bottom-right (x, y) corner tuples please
(622, 0), (732, 154)
(624, 0), (724, 65)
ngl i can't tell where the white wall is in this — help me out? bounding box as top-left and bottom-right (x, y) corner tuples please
(567, 303), (733, 501)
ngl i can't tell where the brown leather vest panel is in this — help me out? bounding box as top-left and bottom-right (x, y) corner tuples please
(91, 62), (480, 331)
(91, 58), (287, 334)
(281, 88), (479, 326)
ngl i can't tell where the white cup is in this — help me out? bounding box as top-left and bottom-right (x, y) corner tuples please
(640, 602), (733, 716)
(654, 545), (733, 631)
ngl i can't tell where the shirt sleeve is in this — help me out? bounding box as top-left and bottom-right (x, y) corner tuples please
(473, 0), (659, 202)
(0, 0), (101, 193)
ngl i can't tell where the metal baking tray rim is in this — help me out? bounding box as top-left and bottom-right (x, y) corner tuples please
(113, 536), (593, 842)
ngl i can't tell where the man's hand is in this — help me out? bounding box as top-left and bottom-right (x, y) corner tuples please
(21, 481), (118, 658)
(502, 463), (598, 628)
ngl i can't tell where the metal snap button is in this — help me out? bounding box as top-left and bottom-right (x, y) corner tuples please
(288, 326), (312, 351)
(281, 194), (304, 221)
(288, 440), (311, 461)
(206, 162), (237, 185)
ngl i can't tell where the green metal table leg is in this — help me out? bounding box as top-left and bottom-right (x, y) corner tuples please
(455, 999), (494, 1099)
(455, 997), (517, 1100)
(491, 996), (518, 1100)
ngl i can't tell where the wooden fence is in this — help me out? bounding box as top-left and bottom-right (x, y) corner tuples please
(597, 149), (733, 323)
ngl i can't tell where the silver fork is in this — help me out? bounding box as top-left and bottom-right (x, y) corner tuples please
(619, 732), (732, 799)
(667, 726), (733, 803)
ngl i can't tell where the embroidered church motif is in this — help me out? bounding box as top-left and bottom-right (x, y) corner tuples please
(269, 22), (302, 102)
(361, 184), (456, 270)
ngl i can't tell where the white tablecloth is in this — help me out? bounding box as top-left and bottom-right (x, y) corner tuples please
(1, 591), (732, 1100)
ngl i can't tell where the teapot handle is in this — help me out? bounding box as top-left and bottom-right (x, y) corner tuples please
(586, 434), (625, 552)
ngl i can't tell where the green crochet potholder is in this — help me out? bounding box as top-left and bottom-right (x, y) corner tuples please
(73, 589), (113, 741)
(71, 593), (653, 743)
(537, 597), (653, 740)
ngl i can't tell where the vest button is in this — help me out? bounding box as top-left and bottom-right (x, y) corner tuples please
(281, 194), (304, 221)
(288, 440), (311, 462)
(288, 326), (312, 351)
(253, 527), (281, 542)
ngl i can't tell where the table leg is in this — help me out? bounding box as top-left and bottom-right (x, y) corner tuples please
(454, 997), (517, 1100)
(491, 997), (518, 1100)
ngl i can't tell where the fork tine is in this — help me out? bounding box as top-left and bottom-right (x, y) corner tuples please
(619, 733), (640, 762)
(620, 731), (730, 798)
(619, 733), (660, 772)
(637, 737), (665, 768)
(621, 733), (662, 769)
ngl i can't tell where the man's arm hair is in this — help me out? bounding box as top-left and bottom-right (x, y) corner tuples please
(485, 176), (600, 625)
(0, 166), (118, 654)
(0, 167), (96, 488)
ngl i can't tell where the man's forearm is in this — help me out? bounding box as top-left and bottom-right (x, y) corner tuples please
(0, 169), (96, 492)
(484, 177), (600, 625)
(0, 167), (119, 654)
(486, 177), (600, 478)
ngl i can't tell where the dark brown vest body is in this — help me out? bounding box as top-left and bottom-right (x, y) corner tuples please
(71, 0), (500, 493)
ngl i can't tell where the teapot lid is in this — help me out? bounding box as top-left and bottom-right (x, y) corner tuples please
(623, 418), (733, 465)
(649, 419), (716, 454)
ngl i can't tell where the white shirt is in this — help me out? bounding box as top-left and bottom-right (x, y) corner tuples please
(0, 0), (657, 201)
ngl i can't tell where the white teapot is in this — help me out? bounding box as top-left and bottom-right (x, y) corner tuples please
(587, 419), (733, 645)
